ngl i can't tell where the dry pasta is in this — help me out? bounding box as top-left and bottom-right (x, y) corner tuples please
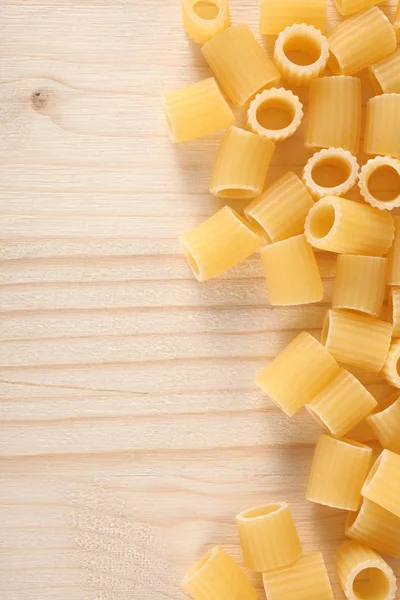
(382, 340), (400, 388)
(334, 0), (385, 16)
(244, 172), (314, 243)
(362, 450), (400, 518)
(247, 88), (303, 142)
(210, 126), (275, 199)
(359, 157), (400, 211)
(182, 0), (230, 44)
(259, 0), (327, 35)
(364, 94), (400, 159)
(346, 498), (400, 558)
(367, 393), (400, 453)
(395, 3), (400, 41)
(256, 331), (340, 417)
(387, 216), (400, 285)
(346, 419), (377, 443)
(236, 502), (302, 572)
(369, 49), (400, 94)
(307, 435), (372, 510)
(201, 23), (280, 107)
(179, 206), (262, 281)
(302, 148), (359, 200)
(390, 288), (400, 337)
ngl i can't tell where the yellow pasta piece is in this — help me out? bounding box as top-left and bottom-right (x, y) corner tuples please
(395, 3), (400, 41)
(332, 255), (387, 317)
(236, 502), (302, 572)
(307, 435), (372, 510)
(336, 541), (397, 600)
(305, 76), (361, 155)
(390, 288), (400, 337)
(260, 234), (323, 306)
(210, 126), (274, 199)
(179, 206), (262, 281)
(334, 0), (385, 16)
(328, 7), (396, 76)
(364, 94), (400, 159)
(182, 0), (230, 44)
(256, 331), (340, 417)
(247, 88), (303, 142)
(369, 49), (400, 94)
(302, 148), (359, 200)
(387, 216), (400, 285)
(346, 498), (400, 558)
(201, 23), (280, 107)
(304, 196), (394, 257)
(162, 78), (234, 143)
(359, 157), (400, 211)
(306, 368), (377, 439)
(273, 25), (329, 86)
(367, 393), (400, 453)
(362, 450), (400, 518)
(244, 172), (314, 243)
(183, 546), (257, 600)
(262, 552), (334, 600)
(346, 419), (377, 443)
(382, 340), (400, 388)
(259, 0), (327, 35)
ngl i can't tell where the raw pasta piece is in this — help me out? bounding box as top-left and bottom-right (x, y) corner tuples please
(236, 502), (302, 572)
(346, 498), (400, 558)
(382, 340), (400, 388)
(359, 157), (400, 211)
(334, 0), (384, 16)
(244, 172), (314, 242)
(256, 331), (340, 417)
(346, 419), (377, 443)
(262, 552), (334, 600)
(183, 546), (257, 600)
(182, 0), (230, 44)
(247, 88), (303, 142)
(362, 450), (400, 518)
(162, 78), (234, 143)
(179, 206), (262, 281)
(367, 393), (400, 452)
(302, 148), (359, 200)
(364, 94), (400, 159)
(369, 49), (400, 94)
(390, 288), (400, 337)
(273, 25), (329, 86)
(306, 435), (372, 510)
(260, 234), (323, 306)
(336, 541), (397, 600)
(328, 7), (396, 76)
(201, 23), (280, 107)
(387, 216), (400, 285)
(259, 0), (327, 35)
(210, 126), (274, 199)
(304, 196), (394, 256)
(395, 3), (400, 41)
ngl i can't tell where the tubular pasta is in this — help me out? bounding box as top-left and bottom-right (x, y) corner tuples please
(362, 450), (400, 518)
(390, 288), (400, 337)
(259, 0), (327, 35)
(334, 0), (385, 16)
(369, 49), (400, 94)
(182, 0), (230, 44)
(395, 3), (400, 41)
(382, 340), (400, 388)
(346, 498), (400, 558)
(359, 156), (400, 211)
(364, 94), (400, 159)
(387, 216), (400, 285)
(247, 88), (303, 142)
(302, 148), (359, 200)
(367, 393), (400, 453)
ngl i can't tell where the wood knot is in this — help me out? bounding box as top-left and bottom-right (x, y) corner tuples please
(31, 89), (52, 112)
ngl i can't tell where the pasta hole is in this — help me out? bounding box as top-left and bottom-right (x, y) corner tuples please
(283, 34), (322, 66)
(256, 99), (295, 131)
(311, 156), (351, 189)
(308, 203), (336, 240)
(321, 311), (331, 345)
(367, 165), (400, 202)
(192, 0), (220, 20)
(328, 51), (341, 75)
(352, 567), (390, 600)
(180, 242), (201, 278)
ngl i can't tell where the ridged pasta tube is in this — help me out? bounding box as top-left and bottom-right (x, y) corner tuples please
(259, 0), (327, 35)
(302, 148), (359, 200)
(382, 340), (400, 388)
(364, 94), (400, 159)
(182, 0), (230, 43)
(359, 157), (400, 211)
(387, 216), (400, 285)
(362, 450), (400, 518)
(334, 0), (385, 16)
(247, 88), (303, 142)
(369, 49), (400, 94)
(367, 392), (400, 453)
(346, 498), (400, 558)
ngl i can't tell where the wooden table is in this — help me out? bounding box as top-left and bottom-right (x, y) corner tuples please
(1, 1), (399, 598)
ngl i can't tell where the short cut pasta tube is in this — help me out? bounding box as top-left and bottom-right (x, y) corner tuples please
(369, 49), (400, 94)
(346, 498), (400, 558)
(302, 149), (359, 200)
(236, 502), (302, 572)
(244, 172), (314, 243)
(359, 157), (400, 211)
(332, 255), (387, 317)
(362, 450), (400, 518)
(182, 0), (230, 44)
(387, 216), (400, 285)
(260, 234), (323, 306)
(162, 78), (234, 143)
(328, 7), (396, 76)
(390, 288), (400, 337)
(336, 541), (397, 600)
(364, 94), (400, 159)
(247, 88), (303, 142)
(201, 23), (280, 107)
(383, 340), (400, 388)
(273, 25), (329, 86)
(306, 435), (372, 510)
(210, 127), (275, 199)
(183, 546), (257, 600)
(179, 206), (262, 281)
(367, 393), (400, 453)
(259, 0), (327, 35)
(256, 331), (340, 417)
(304, 196), (394, 257)
(334, 0), (385, 16)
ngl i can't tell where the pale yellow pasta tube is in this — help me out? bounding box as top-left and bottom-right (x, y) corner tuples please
(359, 157), (400, 211)
(369, 49), (400, 94)
(364, 94), (400, 159)
(304, 196), (394, 257)
(201, 23), (280, 107)
(236, 503), (302, 572)
(306, 369), (377, 439)
(210, 126), (274, 199)
(346, 498), (400, 558)
(260, 234), (323, 306)
(162, 78), (234, 143)
(256, 331), (340, 417)
(390, 288), (400, 337)
(259, 0), (327, 35)
(302, 149), (359, 200)
(382, 340), (400, 388)
(183, 546), (257, 600)
(179, 206), (262, 281)
(362, 450), (400, 518)
(247, 88), (303, 142)
(273, 25), (329, 86)
(395, 3), (400, 41)
(305, 76), (361, 155)
(182, 0), (230, 44)
(244, 172), (314, 243)
(332, 255), (387, 317)
(328, 8), (396, 76)
(367, 393), (400, 453)
(262, 552), (334, 600)
(336, 541), (397, 600)
(334, 0), (385, 16)
(387, 216), (400, 285)
(307, 435), (372, 510)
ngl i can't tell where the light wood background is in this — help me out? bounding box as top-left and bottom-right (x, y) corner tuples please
(1, 1), (399, 598)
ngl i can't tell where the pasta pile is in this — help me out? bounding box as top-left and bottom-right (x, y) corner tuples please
(162, 0), (400, 597)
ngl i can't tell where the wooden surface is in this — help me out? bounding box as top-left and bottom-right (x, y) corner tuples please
(1, 1), (400, 598)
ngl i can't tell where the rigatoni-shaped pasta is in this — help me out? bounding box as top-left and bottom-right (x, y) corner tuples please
(328, 7), (396, 76)
(364, 94), (400, 159)
(210, 127), (274, 199)
(334, 0), (385, 16)
(183, 546), (257, 600)
(367, 393), (400, 453)
(259, 0), (327, 35)
(359, 157), (400, 211)
(306, 435), (372, 510)
(382, 340), (400, 388)
(369, 49), (400, 94)
(390, 288), (400, 337)
(395, 3), (400, 41)
(236, 503), (302, 572)
(247, 88), (303, 142)
(387, 216), (400, 285)
(256, 332), (340, 417)
(182, 0), (230, 44)
(260, 235), (323, 306)
(244, 172), (314, 242)
(179, 206), (262, 281)
(162, 78), (234, 143)
(362, 450), (400, 518)
(304, 196), (394, 257)
(302, 149), (359, 200)
(201, 23), (280, 107)
(346, 498), (400, 558)
(263, 552), (334, 600)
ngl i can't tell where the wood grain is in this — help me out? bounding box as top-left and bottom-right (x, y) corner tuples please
(1, 1), (399, 598)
